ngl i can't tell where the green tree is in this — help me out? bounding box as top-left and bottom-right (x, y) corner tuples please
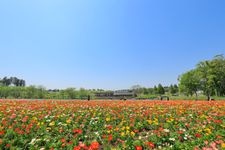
(178, 69), (201, 100)
(169, 84), (178, 95)
(157, 84), (165, 95)
(64, 88), (77, 99)
(153, 85), (158, 94)
(178, 55), (225, 100)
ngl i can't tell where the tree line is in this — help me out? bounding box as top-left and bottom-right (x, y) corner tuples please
(0, 77), (25, 87)
(0, 86), (95, 99)
(131, 84), (178, 99)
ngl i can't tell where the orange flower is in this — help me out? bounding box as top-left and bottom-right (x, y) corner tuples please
(73, 146), (81, 150)
(108, 134), (113, 142)
(89, 141), (100, 150)
(0, 131), (5, 136)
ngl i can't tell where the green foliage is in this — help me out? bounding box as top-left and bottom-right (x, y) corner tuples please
(179, 69), (201, 98)
(178, 54), (225, 99)
(0, 76), (25, 87)
(157, 83), (165, 95)
(169, 84), (178, 95)
(0, 86), (94, 100)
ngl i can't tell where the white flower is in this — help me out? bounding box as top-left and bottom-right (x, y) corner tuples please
(29, 138), (36, 145)
(169, 138), (175, 141)
(179, 128), (186, 132)
(163, 129), (170, 133)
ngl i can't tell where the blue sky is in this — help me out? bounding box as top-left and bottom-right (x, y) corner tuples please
(0, 0), (225, 90)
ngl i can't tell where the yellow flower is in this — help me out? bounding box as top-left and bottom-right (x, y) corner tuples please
(221, 143), (225, 149)
(204, 128), (211, 135)
(126, 126), (130, 130)
(49, 121), (55, 126)
(32, 117), (37, 121)
(167, 118), (174, 123)
(66, 119), (71, 124)
(38, 122), (44, 126)
(130, 131), (135, 137)
(153, 118), (159, 125)
(46, 127), (51, 131)
(106, 117), (110, 122)
(121, 132), (125, 137)
(147, 120), (152, 124)
(121, 126), (125, 131)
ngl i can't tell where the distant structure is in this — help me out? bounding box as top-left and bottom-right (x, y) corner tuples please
(113, 89), (135, 99)
(95, 89), (135, 99)
(95, 91), (114, 99)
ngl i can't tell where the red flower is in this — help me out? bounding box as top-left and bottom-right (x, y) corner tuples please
(146, 141), (155, 149)
(89, 141), (100, 150)
(214, 119), (222, 124)
(73, 146), (81, 150)
(108, 134), (113, 142)
(61, 138), (66, 143)
(106, 125), (113, 130)
(6, 144), (10, 148)
(73, 129), (82, 134)
(10, 114), (16, 119)
(0, 131), (5, 136)
(22, 116), (28, 122)
(195, 133), (201, 138)
(135, 146), (143, 150)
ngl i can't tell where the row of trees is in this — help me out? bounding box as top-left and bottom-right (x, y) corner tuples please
(0, 77), (25, 87)
(0, 83), (178, 100)
(0, 86), (94, 99)
(131, 84), (178, 98)
(178, 55), (225, 100)
(0, 76), (179, 99)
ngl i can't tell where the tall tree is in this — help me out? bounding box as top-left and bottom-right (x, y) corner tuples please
(153, 85), (158, 94)
(178, 69), (201, 100)
(157, 84), (165, 95)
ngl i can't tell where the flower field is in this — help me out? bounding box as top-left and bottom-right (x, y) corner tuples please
(0, 100), (225, 150)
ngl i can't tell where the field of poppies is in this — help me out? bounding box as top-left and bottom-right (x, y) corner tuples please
(0, 100), (225, 150)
